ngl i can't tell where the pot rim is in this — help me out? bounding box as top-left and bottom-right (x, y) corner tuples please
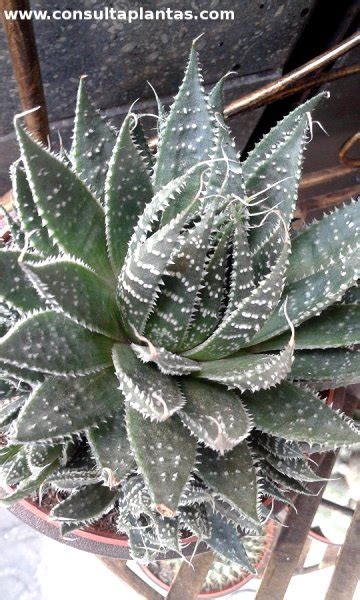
(140, 520), (276, 598)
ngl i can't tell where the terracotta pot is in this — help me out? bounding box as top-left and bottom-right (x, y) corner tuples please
(139, 521), (275, 598)
(3, 491), (206, 560)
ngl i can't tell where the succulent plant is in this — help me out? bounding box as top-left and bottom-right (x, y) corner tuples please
(0, 41), (359, 569)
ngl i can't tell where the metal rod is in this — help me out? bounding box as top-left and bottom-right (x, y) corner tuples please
(0, 0), (49, 143)
(224, 32), (360, 117)
(325, 501), (360, 600)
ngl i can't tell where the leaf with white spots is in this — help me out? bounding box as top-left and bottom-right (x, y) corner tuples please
(153, 514), (180, 552)
(205, 509), (256, 572)
(225, 207), (254, 312)
(250, 200), (360, 345)
(260, 461), (314, 495)
(112, 344), (185, 421)
(125, 406), (197, 516)
(87, 409), (136, 484)
(71, 78), (116, 201)
(212, 497), (261, 533)
(197, 331), (294, 392)
(50, 482), (118, 522)
(250, 252), (359, 346)
(0, 459), (60, 506)
(261, 479), (296, 510)
(0, 250), (43, 312)
(146, 209), (214, 351)
(178, 503), (211, 538)
(0, 361), (44, 386)
(131, 343), (200, 375)
(22, 258), (122, 339)
(243, 381), (360, 448)
(180, 378), (251, 453)
(244, 95), (325, 277)
(15, 123), (112, 278)
(183, 224), (231, 350)
(27, 442), (63, 473)
(256, 305), (360, 350)
(12, 163), (57, 257)
(0, 311), (113, 376)
(2, 445), (31, 484)
(290, 349), (360, 388)
(118, 197), (198, 335)
(197, 442), (260, 525)
(105, 114), (153, 274)
(254, 433), (303, 460)
(0, 394), (25, 427)
(186, 225), (290, 359)
(287, 200), (359, 285)
(131, 119), (154, 173)
(263, 452), (325, 483)
(127, 166), (202, 259)
(14, 368), (123, 442)
(154, 43), (214, 189)
(243, 94), (325, 180)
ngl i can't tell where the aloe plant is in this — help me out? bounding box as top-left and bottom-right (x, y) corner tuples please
(0, 41), (359, 569)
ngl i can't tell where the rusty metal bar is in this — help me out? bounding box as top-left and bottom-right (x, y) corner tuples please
(325, 501), (360, 600)
(338, 132), (360, 167)
(255, 390), (345, 600)
(0, 0), (49, 143)
(224, 32), (360, 117)
(167, 551), (215, 600)
(300, 165), (355, 189)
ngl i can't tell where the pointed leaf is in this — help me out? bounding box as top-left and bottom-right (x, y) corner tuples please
(290, 349), (360, 388)
(261, 461), (313, 495)
(0, 311), (113, 376)
(197, 442), (259, 525)
(22, 258), (122, 338)
(131, 342), (200, 375)
(15, 369), (123, 441)
(3, 446), (31, 484)
(287, 200), (359, 285)
(261, 479), (296, 509)
(0, 250), (42, 312)
(251, 203), (360, 346)
(0, 459), (60, 506)
(126, 406), (197, 516)
(243, 381), (360, 448)
(131, 119), (154, 173)
(118, 198), (198, 335)
(180, 378), (251, 453)
(184, 224), (230, 349)
(50, 482), (117, 522)
(153, 514), (180, 552)
(154, 44), (213, 188)
(105, 114), (153, 274)
(225, 207), (254, 312)
(212, 497), (262, 533)
(255, 433), (303, 460)
(146, 209), (214, 351)
(178, 503), (211, 538)
(0, 361), (45, 386)
(258, 305), (360, 351)
(0, 394), (25, 427)
(88, 409), (136, 484)
(28, 443), (63, 473)
(264, 453), (325, 483)
(243, 94), (325, 180)
(205, 509), (256, 572)
(197, 333), (294, 392)
(15, 123), (112, 278)
(113, 344), (185, 421)
(187, 227), (290, 359)
(12, 163), (56, 256)
(71, 78), (116, 200)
